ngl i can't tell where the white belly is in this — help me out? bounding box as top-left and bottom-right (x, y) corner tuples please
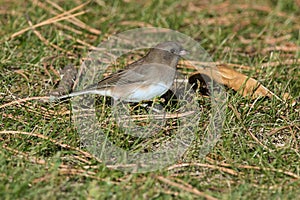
(113, 83), (169, 102)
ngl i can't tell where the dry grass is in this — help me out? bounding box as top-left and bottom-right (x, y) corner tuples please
(0, 0), (299, 199)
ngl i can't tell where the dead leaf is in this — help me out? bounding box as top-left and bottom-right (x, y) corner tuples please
(49, 65), (77, 96)
(188, 64), (294, 102)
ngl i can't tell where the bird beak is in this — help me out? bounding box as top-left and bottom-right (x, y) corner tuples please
(178, 49), (188, 56)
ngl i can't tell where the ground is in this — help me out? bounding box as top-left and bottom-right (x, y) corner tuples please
(0, 0), (299, 199)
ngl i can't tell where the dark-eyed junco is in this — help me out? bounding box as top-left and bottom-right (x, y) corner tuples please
(54, 42), (187, 102)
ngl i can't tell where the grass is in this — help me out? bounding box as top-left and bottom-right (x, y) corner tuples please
(1, 0), (300, 199)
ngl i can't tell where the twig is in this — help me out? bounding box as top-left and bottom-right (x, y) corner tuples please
(156, 175), (218, 200)
(26, 15), (75, 55)
(234, 165), (300, 179)
(0, 130), (102, 163)
(205, 157), (300, 179)
(167, 163), (239, 176)
(2, 144), (105, 182)
(261, 58), (300, 67)
(9, 2), (88, 39)
(262, 45), (300, 53)
(44, 0), (101, 35)
(2, 144), (46, 165)
(62, 32), (104, 51)
(119, 111), (195, 121)
(0, 96), (50, 109)
(268, 125), (299, 136)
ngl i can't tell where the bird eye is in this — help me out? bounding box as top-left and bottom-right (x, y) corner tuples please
(170, 49), (176, 54)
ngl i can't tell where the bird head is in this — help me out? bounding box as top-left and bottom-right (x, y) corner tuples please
(154, 41), (188, 56)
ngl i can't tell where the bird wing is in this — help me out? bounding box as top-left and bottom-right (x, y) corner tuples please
(86, 61), (149, 90)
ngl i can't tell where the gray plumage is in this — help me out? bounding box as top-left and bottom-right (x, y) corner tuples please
(55, 42), (187, 102)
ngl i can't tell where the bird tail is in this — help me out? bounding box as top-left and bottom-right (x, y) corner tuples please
(50, 89), (110, 102)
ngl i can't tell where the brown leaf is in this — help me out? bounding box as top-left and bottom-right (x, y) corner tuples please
(49, 65), (77, 96)
(189, 64), (287, 100)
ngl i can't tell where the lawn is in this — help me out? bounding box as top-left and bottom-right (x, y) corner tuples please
(0, 0), (299, 199)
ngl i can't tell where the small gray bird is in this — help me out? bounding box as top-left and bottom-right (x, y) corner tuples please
(55, 42), (187, 102)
